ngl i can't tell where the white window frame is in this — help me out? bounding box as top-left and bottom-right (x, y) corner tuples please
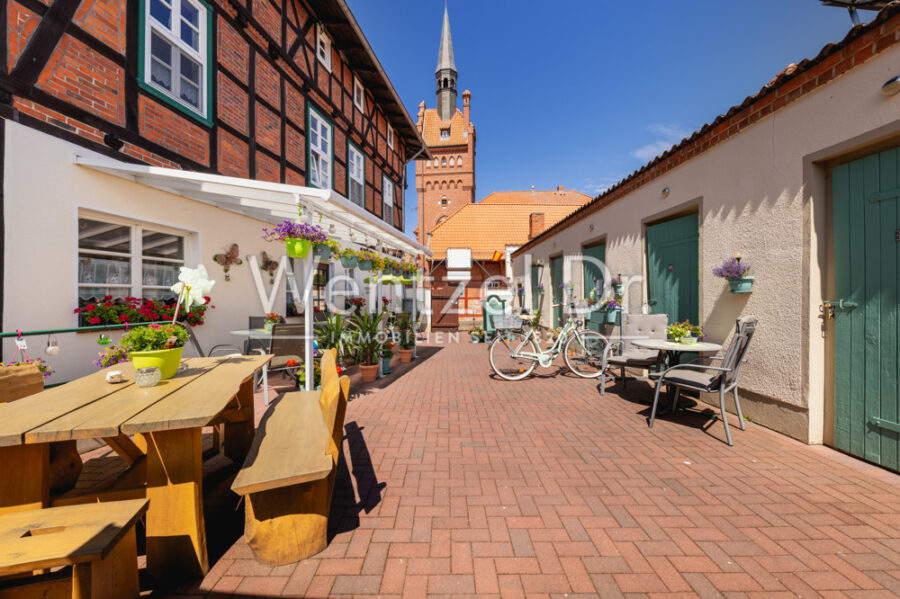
(142, 0), (209, 119)
(353, 76), (364, 111)
(308, 106), (333, 190)
(387, 125), (394, 150)
(347, 142), (365, 207)
(382, 173), (395, 226)
(76, 211), (193, 308)
(317, 23), (332, 72)
(440, 129), (450, 140)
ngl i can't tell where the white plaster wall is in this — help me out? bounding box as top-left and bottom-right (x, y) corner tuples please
(513, 45), (900, 442)
(3, 121), (287, 384)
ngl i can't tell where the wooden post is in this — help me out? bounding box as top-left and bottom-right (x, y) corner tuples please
(144, 428), (208, 581)
(0, 444), (49, 514)
(224, 379), (255, 462)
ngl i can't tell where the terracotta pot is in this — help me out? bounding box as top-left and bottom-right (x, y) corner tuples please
(398, 349), (413, 363)
(359, 364), (378, 382)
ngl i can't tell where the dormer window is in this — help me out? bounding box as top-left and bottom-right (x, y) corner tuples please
(353, 76), (364, 111)
(316, 24), (331, 72)
(440, 128), (450, 140)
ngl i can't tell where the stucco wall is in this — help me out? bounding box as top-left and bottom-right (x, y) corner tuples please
(2, 121), (289, 384)
(512, 45), (900, 443)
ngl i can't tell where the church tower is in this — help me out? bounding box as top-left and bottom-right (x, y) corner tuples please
(415, 4), (476, 247)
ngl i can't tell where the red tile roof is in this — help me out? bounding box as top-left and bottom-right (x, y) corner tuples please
(421, 108), (470, 147)
(479, 189), (592, 206)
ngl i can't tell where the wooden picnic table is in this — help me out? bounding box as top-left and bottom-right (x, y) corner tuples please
(0, 353), (271, 582)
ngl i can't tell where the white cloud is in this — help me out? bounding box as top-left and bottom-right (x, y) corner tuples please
(632, 123), (692, 162)
(582, 176), (623, 196)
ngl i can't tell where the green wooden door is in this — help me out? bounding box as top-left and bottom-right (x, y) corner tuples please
(832, 147), (900, 471)
(551, 256), (563, 328)
(531, 264), (541, 311)
(583, 243), (606, 331)
(647, 213), (699, 325)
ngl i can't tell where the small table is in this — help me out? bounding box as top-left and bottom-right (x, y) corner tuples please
(229, 328), (273, 339)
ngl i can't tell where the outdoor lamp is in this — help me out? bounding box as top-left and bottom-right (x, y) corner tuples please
(882, 75), (900, 96)
(662, 187), (671, 198)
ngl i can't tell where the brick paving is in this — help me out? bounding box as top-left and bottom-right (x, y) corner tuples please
(162, 339), (900, 598)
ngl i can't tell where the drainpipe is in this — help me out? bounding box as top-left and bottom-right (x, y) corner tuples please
(403, 141), (427, 251)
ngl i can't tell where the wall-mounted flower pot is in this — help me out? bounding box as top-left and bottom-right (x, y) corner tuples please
(605, 310), (621, 325)
(613, 283), (624, 296)
(538, 289), (545, 295)
(340, 255), (358, 268)
(358, 260), (373, 271)
(285, 238), (311, 258)
(728, 276), (755, 294)
(314, 244), (332, 260)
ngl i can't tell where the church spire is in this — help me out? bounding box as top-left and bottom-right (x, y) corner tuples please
(435, 2), (458, 121)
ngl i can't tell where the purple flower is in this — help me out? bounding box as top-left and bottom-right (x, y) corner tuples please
(712, 256), (750, 279)
(262, 221), (327, 243)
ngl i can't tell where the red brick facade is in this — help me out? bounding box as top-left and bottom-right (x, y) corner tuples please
(0, 0), (418, 231)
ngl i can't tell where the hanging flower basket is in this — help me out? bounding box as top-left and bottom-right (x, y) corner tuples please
(727, 276), (755, 294)
(286, 238), (311, 258)
(358, 260), (373, 271)
(340, 254), (358, 268)
(314, 243), (332, 260)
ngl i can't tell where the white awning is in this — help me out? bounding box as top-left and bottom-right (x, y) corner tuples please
(74, 155), (431, 257)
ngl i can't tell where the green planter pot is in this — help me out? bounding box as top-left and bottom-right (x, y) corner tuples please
(314, 244), (332, 260)
(728, 276), (755, 294)
(340, 255), (358, 268)
(381, 357), (392, 374)
(358, 260), (373, 271)
(129, 346), (184, 380)
(285, 238), (311, 258)
(613, 283), (624, 296)
(679, 336), (698, 345)
(605, 310), (621, 324)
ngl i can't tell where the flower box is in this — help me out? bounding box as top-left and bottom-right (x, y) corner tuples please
(0, 364), (44, 404)
(728, 276), (754, 294)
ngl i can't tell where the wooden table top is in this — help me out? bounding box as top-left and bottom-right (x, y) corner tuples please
(0, 354), (271, 447)
(632, 338), (723, 353)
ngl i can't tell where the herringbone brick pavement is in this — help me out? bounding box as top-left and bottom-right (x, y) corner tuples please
(169, 339), (900, 598)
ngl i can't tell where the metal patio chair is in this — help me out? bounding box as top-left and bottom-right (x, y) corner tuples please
(648, 315), (758, 446)
(599, 313), (668, 396)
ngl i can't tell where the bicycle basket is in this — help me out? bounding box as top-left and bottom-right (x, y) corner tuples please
(491, 313), (524, 331)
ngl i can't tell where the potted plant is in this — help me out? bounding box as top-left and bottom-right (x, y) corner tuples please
(713, 255), (754, 294)
(536, 284), (545, 295)
(350, 309), (385, 382)
(381, 341), (394, 374)
(314, 238), (341, 261)
(666, 320), (704, 344)
(470, 326), (485, 343)
(339, 248), (359, 268)
(600, 299), (621, 324)
(357, 250), (382, 271)
(0, 358), (52, 403)
(316, 313), (351, 365)
(610, 274), (624, 297)
(396, 311), (415, 362)
(262, 221), (327, 258)
(530, 309), (542, 332)
(347, 296), (366, 314)
(264, 312), (280, 332)
(121, 323), (190, 379)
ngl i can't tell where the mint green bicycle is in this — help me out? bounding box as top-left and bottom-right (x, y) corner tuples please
(488, 307), (609, 381)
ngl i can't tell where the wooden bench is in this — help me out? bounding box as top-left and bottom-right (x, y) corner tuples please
(0, 498), (147, 599)
(231, 349), (349, 565)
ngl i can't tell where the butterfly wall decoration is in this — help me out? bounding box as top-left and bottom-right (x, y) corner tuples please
(260, 251), (279, 284)
(213, 243), (243, 281)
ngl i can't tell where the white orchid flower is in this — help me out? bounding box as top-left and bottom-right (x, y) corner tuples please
(171, 264), (215, 311)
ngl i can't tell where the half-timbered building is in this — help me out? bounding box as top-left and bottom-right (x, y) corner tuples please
(0, 0), (429, 382)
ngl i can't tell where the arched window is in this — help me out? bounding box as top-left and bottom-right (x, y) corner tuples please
(449, 157), (455, 167)
(443, 77), (448, 88)
(441, 157), (447, 167)
(433, 158), (439, 167)
(436, 215), (448, 225)
(457, 156), (463, 167)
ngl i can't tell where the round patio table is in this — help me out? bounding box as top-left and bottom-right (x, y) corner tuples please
(632, 338), (723, 411)
(229, 328), (272, 339)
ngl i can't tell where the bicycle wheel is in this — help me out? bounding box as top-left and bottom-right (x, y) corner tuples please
(564, 330), (608, 378)
(489, 331), (538, 381)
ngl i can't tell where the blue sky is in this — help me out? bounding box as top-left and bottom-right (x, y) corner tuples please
(345, 0), (873, 236)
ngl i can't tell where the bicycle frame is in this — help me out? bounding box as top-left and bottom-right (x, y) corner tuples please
(504, 318), (580, 362)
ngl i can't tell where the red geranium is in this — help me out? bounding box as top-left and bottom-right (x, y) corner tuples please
(103, 295), (113, 300)
(73, 308), (82, 314)
(118, 314), (129, 322)
(336, 366), (343, 375)
(84, 304), (96, 312)
(89, 317), (101, 325)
